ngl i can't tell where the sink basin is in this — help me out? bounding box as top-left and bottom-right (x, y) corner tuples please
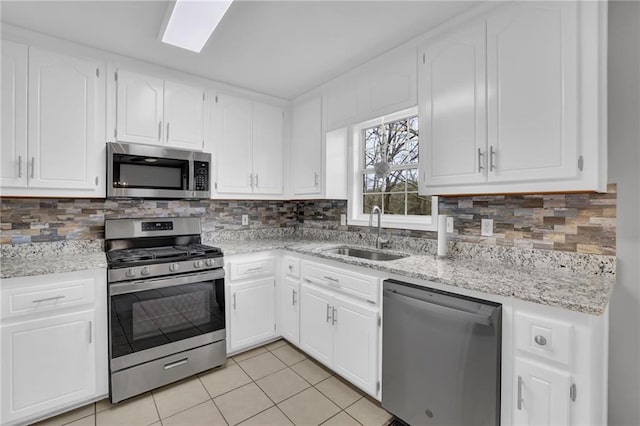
(325, 247), (408, 261)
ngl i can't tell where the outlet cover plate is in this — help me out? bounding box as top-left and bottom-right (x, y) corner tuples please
(340, 214), (347, 226)
(446, 217), (454, 233)
(481, 219), (493, 237)
(241, 215), (249, 226)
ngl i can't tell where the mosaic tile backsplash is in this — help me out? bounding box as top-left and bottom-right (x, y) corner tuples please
(0, 184), (616, 255)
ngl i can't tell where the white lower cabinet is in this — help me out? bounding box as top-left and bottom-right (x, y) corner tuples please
(513, 357), (571, 426)
(226, 254), (277, 353)
(0, 269), (107, 426)
(299, 259), (381, 397)
(280, 276), (301, 345)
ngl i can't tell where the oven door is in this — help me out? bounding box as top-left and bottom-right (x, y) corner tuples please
(108, 269), (225, 372)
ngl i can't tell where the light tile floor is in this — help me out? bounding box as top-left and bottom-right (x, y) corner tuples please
(33, 339), (392, 426)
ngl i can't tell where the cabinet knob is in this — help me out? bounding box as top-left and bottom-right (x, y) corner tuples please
(534, 335), (547, 346)
(288, 265), (293, 271)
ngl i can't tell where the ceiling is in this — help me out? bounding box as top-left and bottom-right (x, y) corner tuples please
(1, 1), (477, 100)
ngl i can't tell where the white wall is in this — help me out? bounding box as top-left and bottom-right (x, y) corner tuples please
(608, 2), (640, 424)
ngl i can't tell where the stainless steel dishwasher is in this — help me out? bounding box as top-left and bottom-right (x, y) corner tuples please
(382, 279), (502, 426)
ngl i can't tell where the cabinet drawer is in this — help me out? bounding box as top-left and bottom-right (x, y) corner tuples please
(1, 277), (96, 320)
(228, 257), (275, 281)
(514, 312), (573, 366)
(283, 256), (300, 278)
(301, 261), (379, 303)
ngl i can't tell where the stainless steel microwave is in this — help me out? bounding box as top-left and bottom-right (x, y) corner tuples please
(107, 142), (211, 199)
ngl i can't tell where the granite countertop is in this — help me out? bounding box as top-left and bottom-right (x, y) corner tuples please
(0, 238), (614, 316)
(217, 238), (615, 316)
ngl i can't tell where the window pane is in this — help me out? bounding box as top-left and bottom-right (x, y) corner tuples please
(383, 170), (405, 193)
(407, 193), (432, 216)
(386, 117), (419, 165)
(407, 168), (419, 192)
(363, 194), (382, 214)
(383, 193), (406, 215)
(364, 127), (383, 168)
(363, 173), (384, 193)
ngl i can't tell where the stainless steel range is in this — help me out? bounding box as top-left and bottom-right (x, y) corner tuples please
(105, 217), (226, 403)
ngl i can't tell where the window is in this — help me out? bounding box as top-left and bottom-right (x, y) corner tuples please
(348, 107), (438, 231)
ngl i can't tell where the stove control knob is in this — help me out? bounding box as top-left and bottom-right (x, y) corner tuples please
(205, 259), (214, 267)
(141, 266), (150, 276)
(169, 263), (180, 272)
(125, 268), (136, 278)
(194, 260), (204, 268)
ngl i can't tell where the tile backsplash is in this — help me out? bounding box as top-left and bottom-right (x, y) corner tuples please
(0, 184), (616, 255)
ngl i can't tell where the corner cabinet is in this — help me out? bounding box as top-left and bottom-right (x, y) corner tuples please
(225, 254), (277, 353)
(113, 69), (205, 150)
(0, 269), (108, 426)
(213, 94), (284, 196)
(1, 41), (106, 197)
(418, 1), (607, 195)
(280, 256), (302, 345)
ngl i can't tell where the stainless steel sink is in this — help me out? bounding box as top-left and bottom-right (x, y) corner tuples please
(325, 247), (408, 261)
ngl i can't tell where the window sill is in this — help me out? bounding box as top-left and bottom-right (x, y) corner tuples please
(347, 216), (437, 232)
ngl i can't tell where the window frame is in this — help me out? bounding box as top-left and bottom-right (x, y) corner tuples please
(347, 107), (438, 231)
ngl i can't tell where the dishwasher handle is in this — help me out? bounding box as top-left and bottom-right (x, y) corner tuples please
(383, 288), (494, 326)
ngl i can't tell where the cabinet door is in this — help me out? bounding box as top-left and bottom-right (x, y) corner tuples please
(291, 96), (322, 195)
(1, 310), (96, 424)
(332, 296), (379, 395)
(299, 283), (334, 365)
(116, 69), (164, 145)
(513, 357), (571, 426)
(1, 40), (28, 188)
(252, 102), (284, 195)
(164, 81), (204, 150)
(280, 276), (300, 346)
(27, 48), (102, 190)
(229, 278), (276, 351)
(214, 94), (254, 194)
(419, 23), (487, 189)
(487, 2), (578, 183)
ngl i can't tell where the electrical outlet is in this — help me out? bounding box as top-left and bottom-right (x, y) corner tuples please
(241, 215), (249, 226)
(481, 218), (494, 237)
(446, 216), (454, 233)
(340, 214), (347, 226)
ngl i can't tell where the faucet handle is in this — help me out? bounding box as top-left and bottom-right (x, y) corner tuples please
(377, 237), (389, 249)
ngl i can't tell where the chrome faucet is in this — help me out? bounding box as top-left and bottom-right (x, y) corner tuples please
(369, 205), (389, 249)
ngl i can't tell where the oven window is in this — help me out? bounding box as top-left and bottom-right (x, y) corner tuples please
(110, 280), (224, 359)
(112, 154), (189, 190)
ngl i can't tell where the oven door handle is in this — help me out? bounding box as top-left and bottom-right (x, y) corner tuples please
(109, 270), (225, 296)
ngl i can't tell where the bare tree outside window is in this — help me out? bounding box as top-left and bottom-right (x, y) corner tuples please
(362, 115), (431, 216)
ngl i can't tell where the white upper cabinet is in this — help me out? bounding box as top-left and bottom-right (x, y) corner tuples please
(419, 23), (487, 188)
(215, 94), (254, 194)
(487, 2), (578, 183)
(164, 80), (205, 149)
(418, 1), (606, 195)
(27, 48), (103, 191)
(114, 69), (205, 149)
(1, 44), (105, 197)
(291, 96), (323, 195)
(213, 94), (284, 196)
(1, 40), (28, 188)
(115, 70), (164, 145)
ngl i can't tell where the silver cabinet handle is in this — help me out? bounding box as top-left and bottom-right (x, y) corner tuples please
(326, 303), (332, 322)
(233, 293), (237, 310)
(477, 148), (484, 172)
(246, 267), (263, 272)
(249, 173), (253, 187)
(32, 295), (65, 304)
(292, 289), (297, 306)
(314, 172), (319, 188)
(255, 174), (259, 187)
(534, 335), (547, 346)
(164, 358), (188, 370)
(489, 145), (496, 171)
(30, 157), (35, 179)
(517, 375), (524, 410)
(323, 275), (339, 285)
(166, 122), (170, 142)
(158, 121), (162, 140)
(88, 320), (93, 344)
(332, 307), (337, 325)
(17, 155), (22, 178)
(95, 176), (99, 187)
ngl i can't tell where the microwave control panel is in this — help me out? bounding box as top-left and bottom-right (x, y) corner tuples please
(194, 161), (209, 192)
